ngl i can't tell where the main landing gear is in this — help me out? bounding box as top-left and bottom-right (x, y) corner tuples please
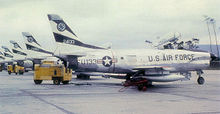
(122, 78), (152, 91)
(197, 70), (205, 85)
(76, 74), (90, 80)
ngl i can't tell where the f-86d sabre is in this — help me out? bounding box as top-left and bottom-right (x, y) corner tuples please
(46, 14), (218, 90)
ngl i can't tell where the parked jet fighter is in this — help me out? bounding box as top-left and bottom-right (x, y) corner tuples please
(9, 40), (33, 71)
(0, 43), (32, 72)
(1, 46), (14, 64)
(47, 14), (218, 90)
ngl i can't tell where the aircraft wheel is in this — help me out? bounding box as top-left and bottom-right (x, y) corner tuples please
(83, 75), (90, 80)
(34, 80), (42, 84)
(142, 86), (147, 91)
(197, 77), (205, 85)
(62, 81), (69, 85)
(77, 74), (90, 80)
(76, 75), (82, 79)
(138, 85), (143, 91)
(19, 70), (24, 75)
(53, 79), (60, 85)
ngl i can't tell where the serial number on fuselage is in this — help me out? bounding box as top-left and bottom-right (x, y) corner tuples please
(78, 59), (98, 64)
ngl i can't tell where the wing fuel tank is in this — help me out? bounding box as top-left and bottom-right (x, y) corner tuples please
(144, 74), (185, 82)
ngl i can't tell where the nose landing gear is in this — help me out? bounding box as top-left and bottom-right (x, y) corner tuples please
(197, 77), (205, 85)
(197, 70), (205, 85)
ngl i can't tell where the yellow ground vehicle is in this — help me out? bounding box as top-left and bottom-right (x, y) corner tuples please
(34, 61), (72, 85)
(7, 65), (24, 75)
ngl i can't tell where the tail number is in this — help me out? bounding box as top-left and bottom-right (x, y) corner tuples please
(63, 39), (75, 45)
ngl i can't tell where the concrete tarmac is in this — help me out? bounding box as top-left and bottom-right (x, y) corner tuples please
(0, 70), (220, 114)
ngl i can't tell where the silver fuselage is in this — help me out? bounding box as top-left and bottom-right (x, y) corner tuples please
(76, 49), (210, 73)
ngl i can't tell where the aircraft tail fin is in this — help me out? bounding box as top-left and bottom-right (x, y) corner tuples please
(0, 50), (6, 60)
(22, 32), (53, 54)
(48, 14), (105, 50)
(1, 46), (13, 58)
(9, 40), (27, 56)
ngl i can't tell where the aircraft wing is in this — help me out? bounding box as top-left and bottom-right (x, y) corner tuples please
(132, 66), (187, 82)
(57, 52), (86, 57)
(0, 59), (13, 63)
(54, 49), (98, 60)
(12, 58), (26, 62)
(133, 66), (176, 71)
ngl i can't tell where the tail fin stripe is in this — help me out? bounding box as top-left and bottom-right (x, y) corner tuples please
(26, 36), (41, 46)
(22, 32), (41, 46)
(25, 44), (53, 55)
(12, 49), (27, 56)
(0, 56), (5, 60)
(54, 33), (104, 49)
(53, 20), (77, 37)
(10, 40), (22, 49)
(3, 53), (13, 58)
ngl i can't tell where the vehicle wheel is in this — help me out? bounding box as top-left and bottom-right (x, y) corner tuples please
(20, 73), (23, 75)
(62, 81), (69, 85)
(76, 75), (82, 79)
(8, 71), (11, 75)
(34, 80), (42, 84)
(197, 77), (205, 85)
(19, 70), (24, 75)
(53, 79), (60, 85)
(15, 72), (18, 75)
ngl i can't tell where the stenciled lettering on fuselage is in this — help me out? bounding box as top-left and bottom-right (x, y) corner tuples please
(147, 54), (195, 62)
(78, 56), (117, 67)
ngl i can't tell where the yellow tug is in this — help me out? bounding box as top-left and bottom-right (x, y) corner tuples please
(34, 61), (72, 85)
(7, 64), (24, 75)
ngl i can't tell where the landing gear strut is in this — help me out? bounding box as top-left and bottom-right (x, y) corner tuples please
(197, 70), (205, 85)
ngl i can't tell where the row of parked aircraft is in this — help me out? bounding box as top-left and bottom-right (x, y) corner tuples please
(0, 14), (219, 90)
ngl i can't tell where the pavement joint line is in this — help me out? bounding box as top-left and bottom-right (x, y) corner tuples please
(191, 111), (220, 114)
(19, 89), (74, 114)
(149, 91), (220, 102)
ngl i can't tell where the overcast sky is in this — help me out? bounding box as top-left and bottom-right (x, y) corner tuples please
(0, 0), (220, 51)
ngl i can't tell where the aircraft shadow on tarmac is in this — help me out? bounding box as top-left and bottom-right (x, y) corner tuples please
(34, 80), (182, 92)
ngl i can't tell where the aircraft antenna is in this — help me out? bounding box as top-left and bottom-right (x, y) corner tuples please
(203, 15), (213, 53)
(210, 18), (220, 57)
